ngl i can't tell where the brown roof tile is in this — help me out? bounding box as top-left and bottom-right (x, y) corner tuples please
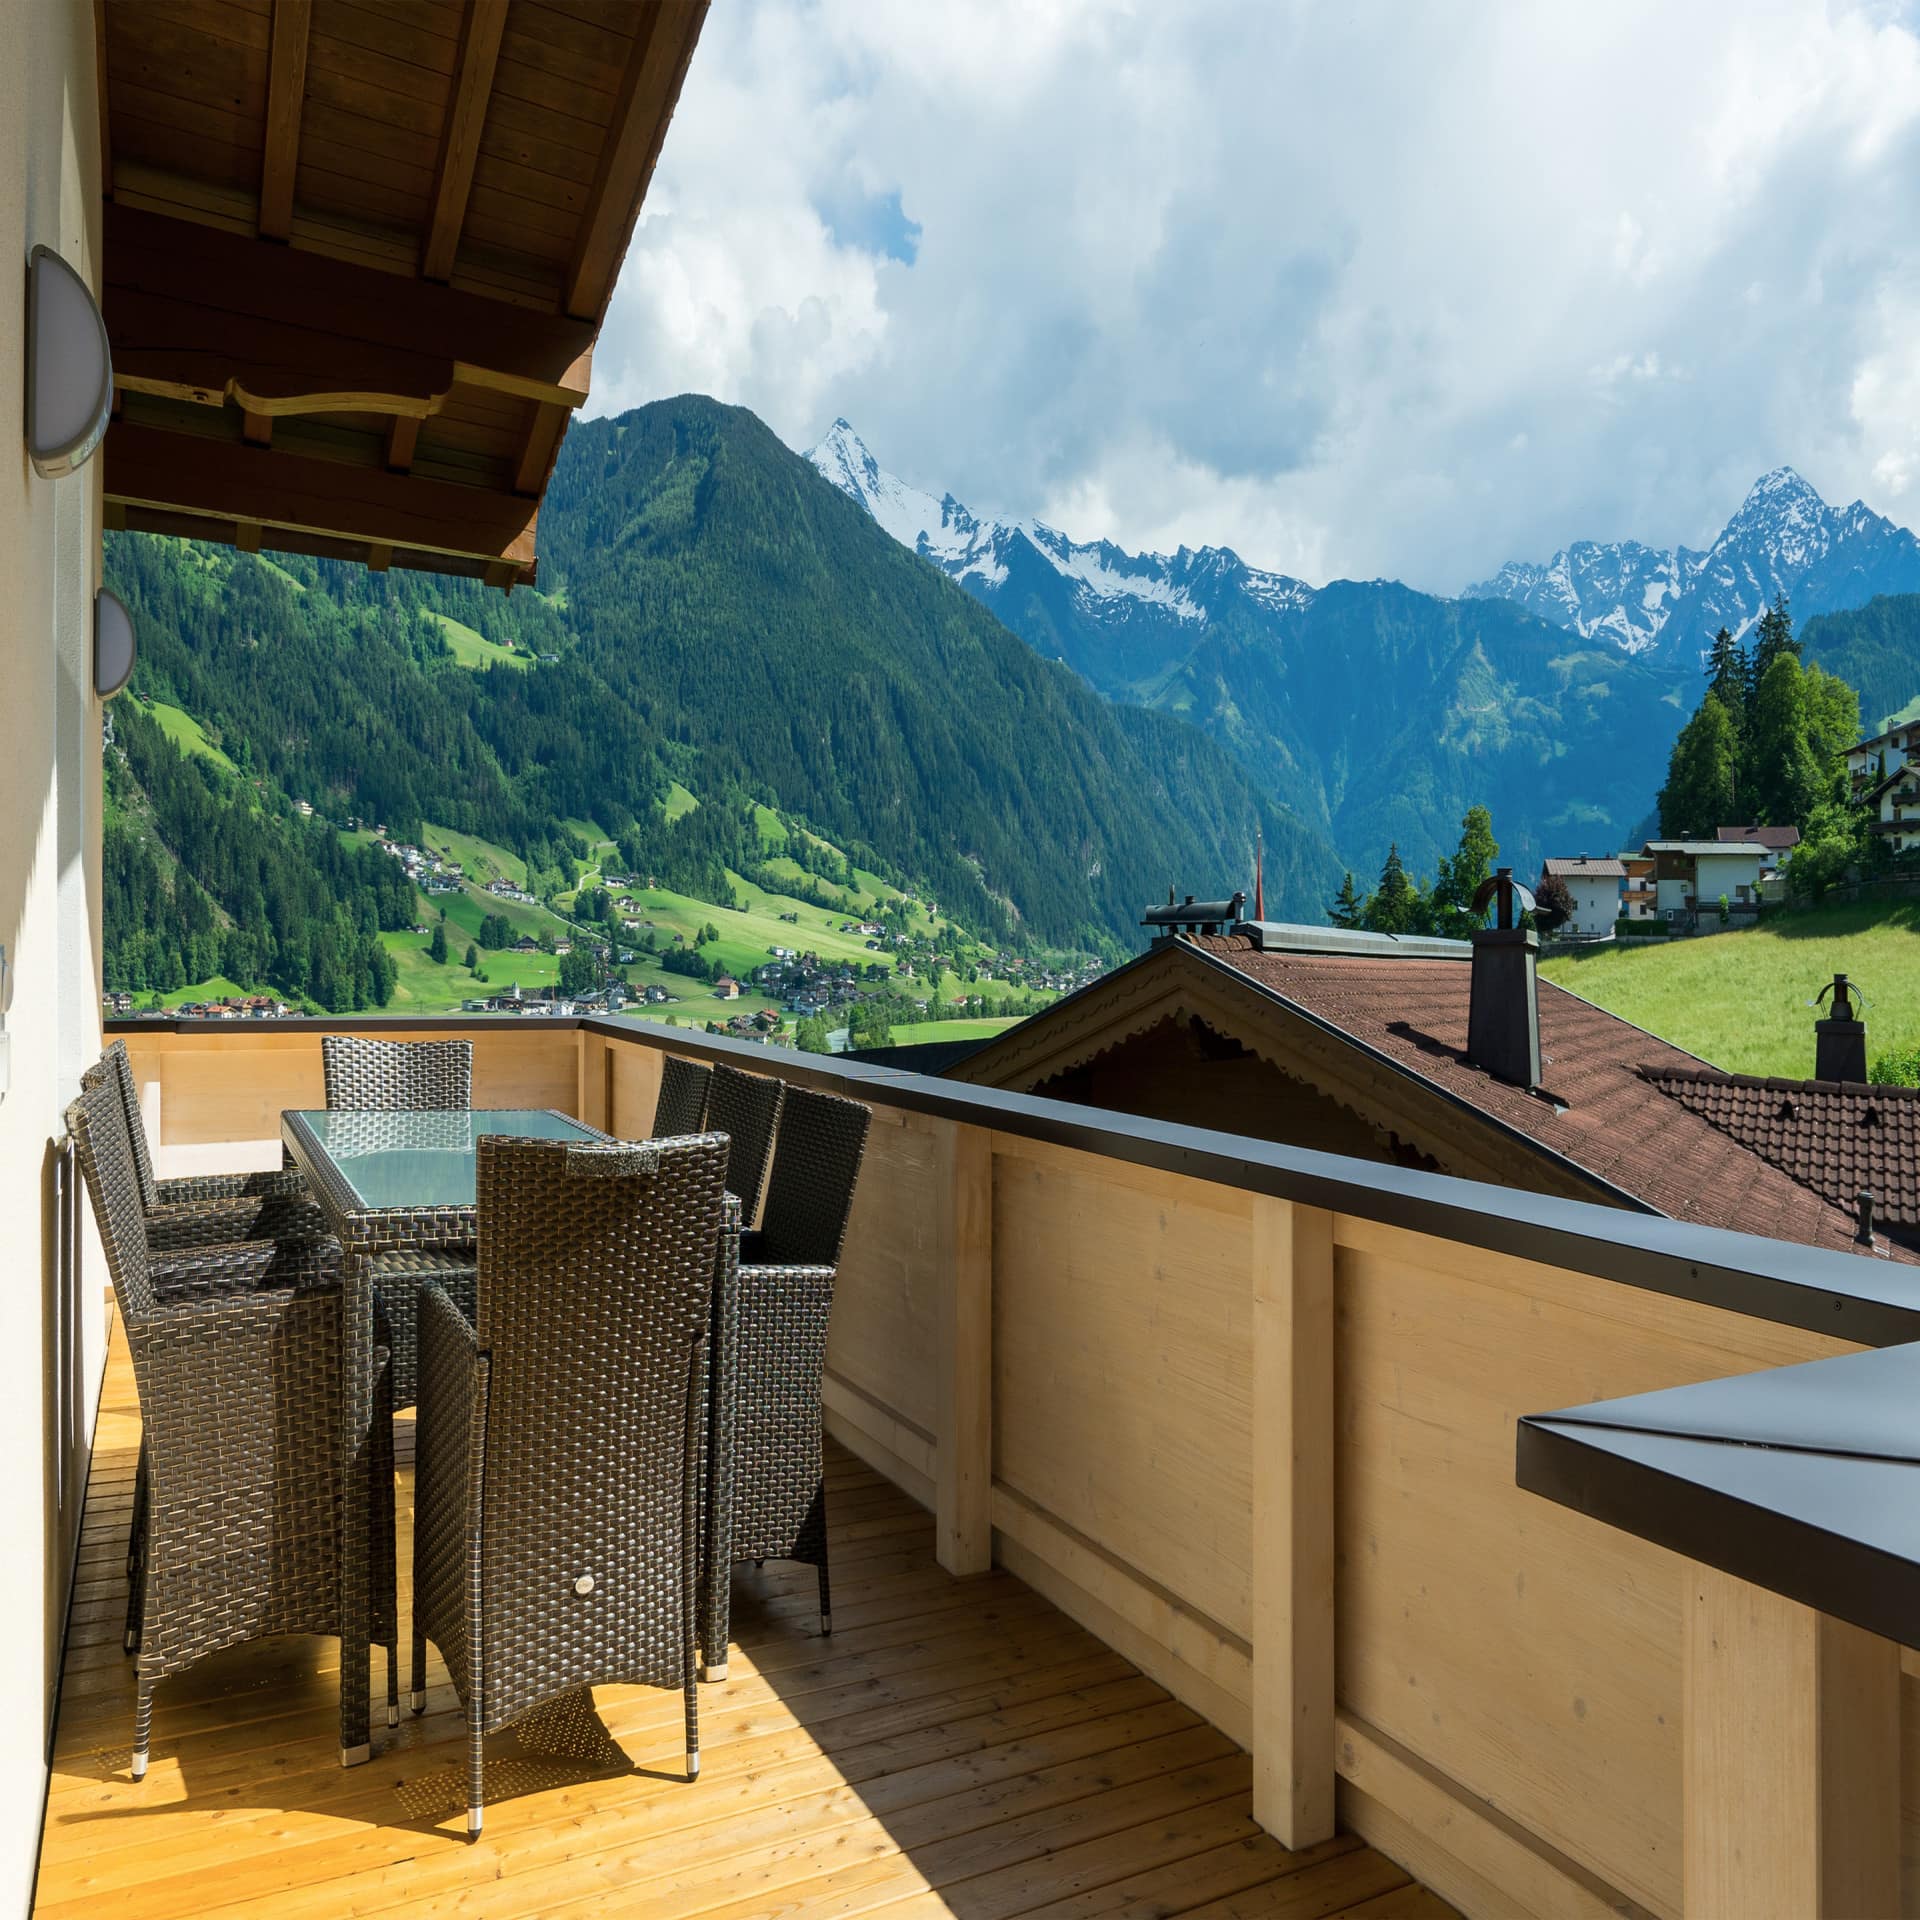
(1641, 1069), (1920, 1232)
(1187, 934), (1909, 1263)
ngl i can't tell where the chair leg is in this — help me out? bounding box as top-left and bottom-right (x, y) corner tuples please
(410, 1622), (427, 1714)
(817, 1556), (832, 1637)
(467, 1719), (485, 1839)
(130, 1674), (155, 1781)
(122, 1541), (144, 1656)
(386, 1642), (399, 1728)
(684, 1668), (701, 1781)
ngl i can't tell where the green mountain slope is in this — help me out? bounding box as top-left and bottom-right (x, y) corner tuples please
(534, 399), (1343, 937)
(103, 396), (1344, 1008)
(1797, 595), (1920, 730)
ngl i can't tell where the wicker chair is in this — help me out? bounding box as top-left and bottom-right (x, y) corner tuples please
(719, 1086), (871, 1655)
(97, 1040), (319, 1249)
(322, 1035), (476, 1409)
(411, 1131), (731, 1837)
(67, 1073), (398, 1782)
(652, 1055), (711, 1137)
(707, 1063), (783, 1224)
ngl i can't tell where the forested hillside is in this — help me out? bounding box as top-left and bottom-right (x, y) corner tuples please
(103, 396), (1343, 1008)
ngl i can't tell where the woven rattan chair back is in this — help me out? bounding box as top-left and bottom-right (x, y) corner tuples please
(66, 1074), (396, 1782)
(68, 1071), (158, 1316)
(322, 1035), (472, 1110)
(652, 1055), (712, 1137)
(756, 1085), (872, 1267)
(413, 1131), (729, 1832)
(707, 1064), (783, 1221)
(99, 1038), (160, 1212)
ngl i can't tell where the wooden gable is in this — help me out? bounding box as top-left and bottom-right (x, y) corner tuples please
(97, 0), (707, 586)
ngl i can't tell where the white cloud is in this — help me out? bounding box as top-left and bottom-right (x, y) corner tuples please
(596, 0), (1920, 592)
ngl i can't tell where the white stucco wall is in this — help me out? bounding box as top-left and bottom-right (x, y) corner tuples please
(1563, 875), (1619, 937)
(0, 2), (108, 1907)
(1693, 851), (1763, 908)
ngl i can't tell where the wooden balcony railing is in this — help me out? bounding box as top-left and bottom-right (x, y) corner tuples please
(107, 1013), (1920, 1920)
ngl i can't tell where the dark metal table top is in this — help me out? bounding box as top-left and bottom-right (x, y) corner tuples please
(281, 1107), (608, 1248)
(1517, 1341), (1920, 1647)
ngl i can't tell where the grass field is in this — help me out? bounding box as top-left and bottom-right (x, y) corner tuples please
(146, 702), (236, 773)
(1540, 901), (1920, 1077)
(424, 610), (530, 671)
(882, 1017), (1025, 1046)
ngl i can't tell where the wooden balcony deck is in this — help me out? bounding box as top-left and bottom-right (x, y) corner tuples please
(31, 1324), (1447, 1920)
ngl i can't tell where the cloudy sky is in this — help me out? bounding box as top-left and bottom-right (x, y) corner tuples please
(591, 0), (1920, 595)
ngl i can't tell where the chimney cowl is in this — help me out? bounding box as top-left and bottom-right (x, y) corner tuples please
(1464, 872), (1542, 1090)
(1815, 972), (1868, 1083)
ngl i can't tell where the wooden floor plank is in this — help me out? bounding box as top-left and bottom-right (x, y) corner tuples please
(32, 1322), (1452, 1920)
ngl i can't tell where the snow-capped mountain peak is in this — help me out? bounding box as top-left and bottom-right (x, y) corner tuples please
(1468, 466), (1920, 663)
(804, 422), (1315, 660)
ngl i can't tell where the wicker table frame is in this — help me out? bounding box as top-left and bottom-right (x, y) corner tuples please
(281, 1106), (741, 1764)
(282, 1107), (501, 1762)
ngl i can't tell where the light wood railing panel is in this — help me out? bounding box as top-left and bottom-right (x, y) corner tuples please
(991, 1134), (1256, 1644)
(823, 1107), (942, 1451)
(1331, 1219), (1860, 1920)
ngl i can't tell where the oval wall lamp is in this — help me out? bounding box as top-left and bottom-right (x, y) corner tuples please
(27, 245), (113, 479)
(95, 588), (136, 699)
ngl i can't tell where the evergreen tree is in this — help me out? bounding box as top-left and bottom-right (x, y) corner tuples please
(478, 912), (513, 949)
(463, 942), (478, 969)
(1658, 694), (1740, 837)
(1364, 845), (1418, 935)
(428, 918), (448, 964)
(1429, 805), (1498, 926)
(557, 947), (597, 996)
(1749, 592), (1800, 690)
(1748, 653), (1823, 828)
(1328, 872), (1366, 930)
(1705, 627), (1749, 730)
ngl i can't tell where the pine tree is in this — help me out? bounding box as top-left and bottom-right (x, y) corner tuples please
(428, 918), (448, 964)
(1430, 805), (1497, 926)
(1748, 653), (1823, 828)
(1365, 845), (1417, 934)
(1328, 872), (1366, 929)
(1705, 627), (1749, 729)
(1749, 592), (1799, 690)
(464, 942), (478, 969)
(1658, 693), (1740, 837)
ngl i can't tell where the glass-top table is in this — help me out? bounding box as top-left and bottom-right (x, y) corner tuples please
(283, 1106), (602, 1214)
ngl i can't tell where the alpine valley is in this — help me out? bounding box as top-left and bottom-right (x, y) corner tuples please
(809, 422), (1920, 877)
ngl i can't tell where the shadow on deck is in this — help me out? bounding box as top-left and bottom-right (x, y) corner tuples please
(32, 1324), (1452, 1920)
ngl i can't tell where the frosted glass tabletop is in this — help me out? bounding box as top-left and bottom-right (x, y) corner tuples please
(283, 1108), (602, 1213)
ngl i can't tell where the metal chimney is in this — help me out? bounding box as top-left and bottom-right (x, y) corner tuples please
(1815, 974), (1867, 1083)
(1467, 867), (1543, 1090)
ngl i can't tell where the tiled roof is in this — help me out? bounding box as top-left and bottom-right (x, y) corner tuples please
(1542, 858), (1626, 878)
(1185, 934), (1908, 1262)
(1641, 1068), (1920, 1231)
(1643, 841), (1765, 857)
(1716, 825), (1801, 850)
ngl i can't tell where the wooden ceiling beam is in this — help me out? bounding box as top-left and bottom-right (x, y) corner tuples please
(106, 202), (595, 417)
(423, 0), (509, 283)
(259, 0), (313, 242)
(564, 1), (708, 322)
(513, 400), (571, 497)
(104, 419), (539, 584)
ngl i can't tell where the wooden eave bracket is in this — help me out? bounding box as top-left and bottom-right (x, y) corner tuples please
(104, 203), (595, 423)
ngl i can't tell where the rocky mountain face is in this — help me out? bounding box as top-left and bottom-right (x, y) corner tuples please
(1468, 468), (1920, 665)
(807, 421), (1686, 882)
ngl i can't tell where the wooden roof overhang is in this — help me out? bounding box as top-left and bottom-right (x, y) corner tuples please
(96, 0), (707, 587)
